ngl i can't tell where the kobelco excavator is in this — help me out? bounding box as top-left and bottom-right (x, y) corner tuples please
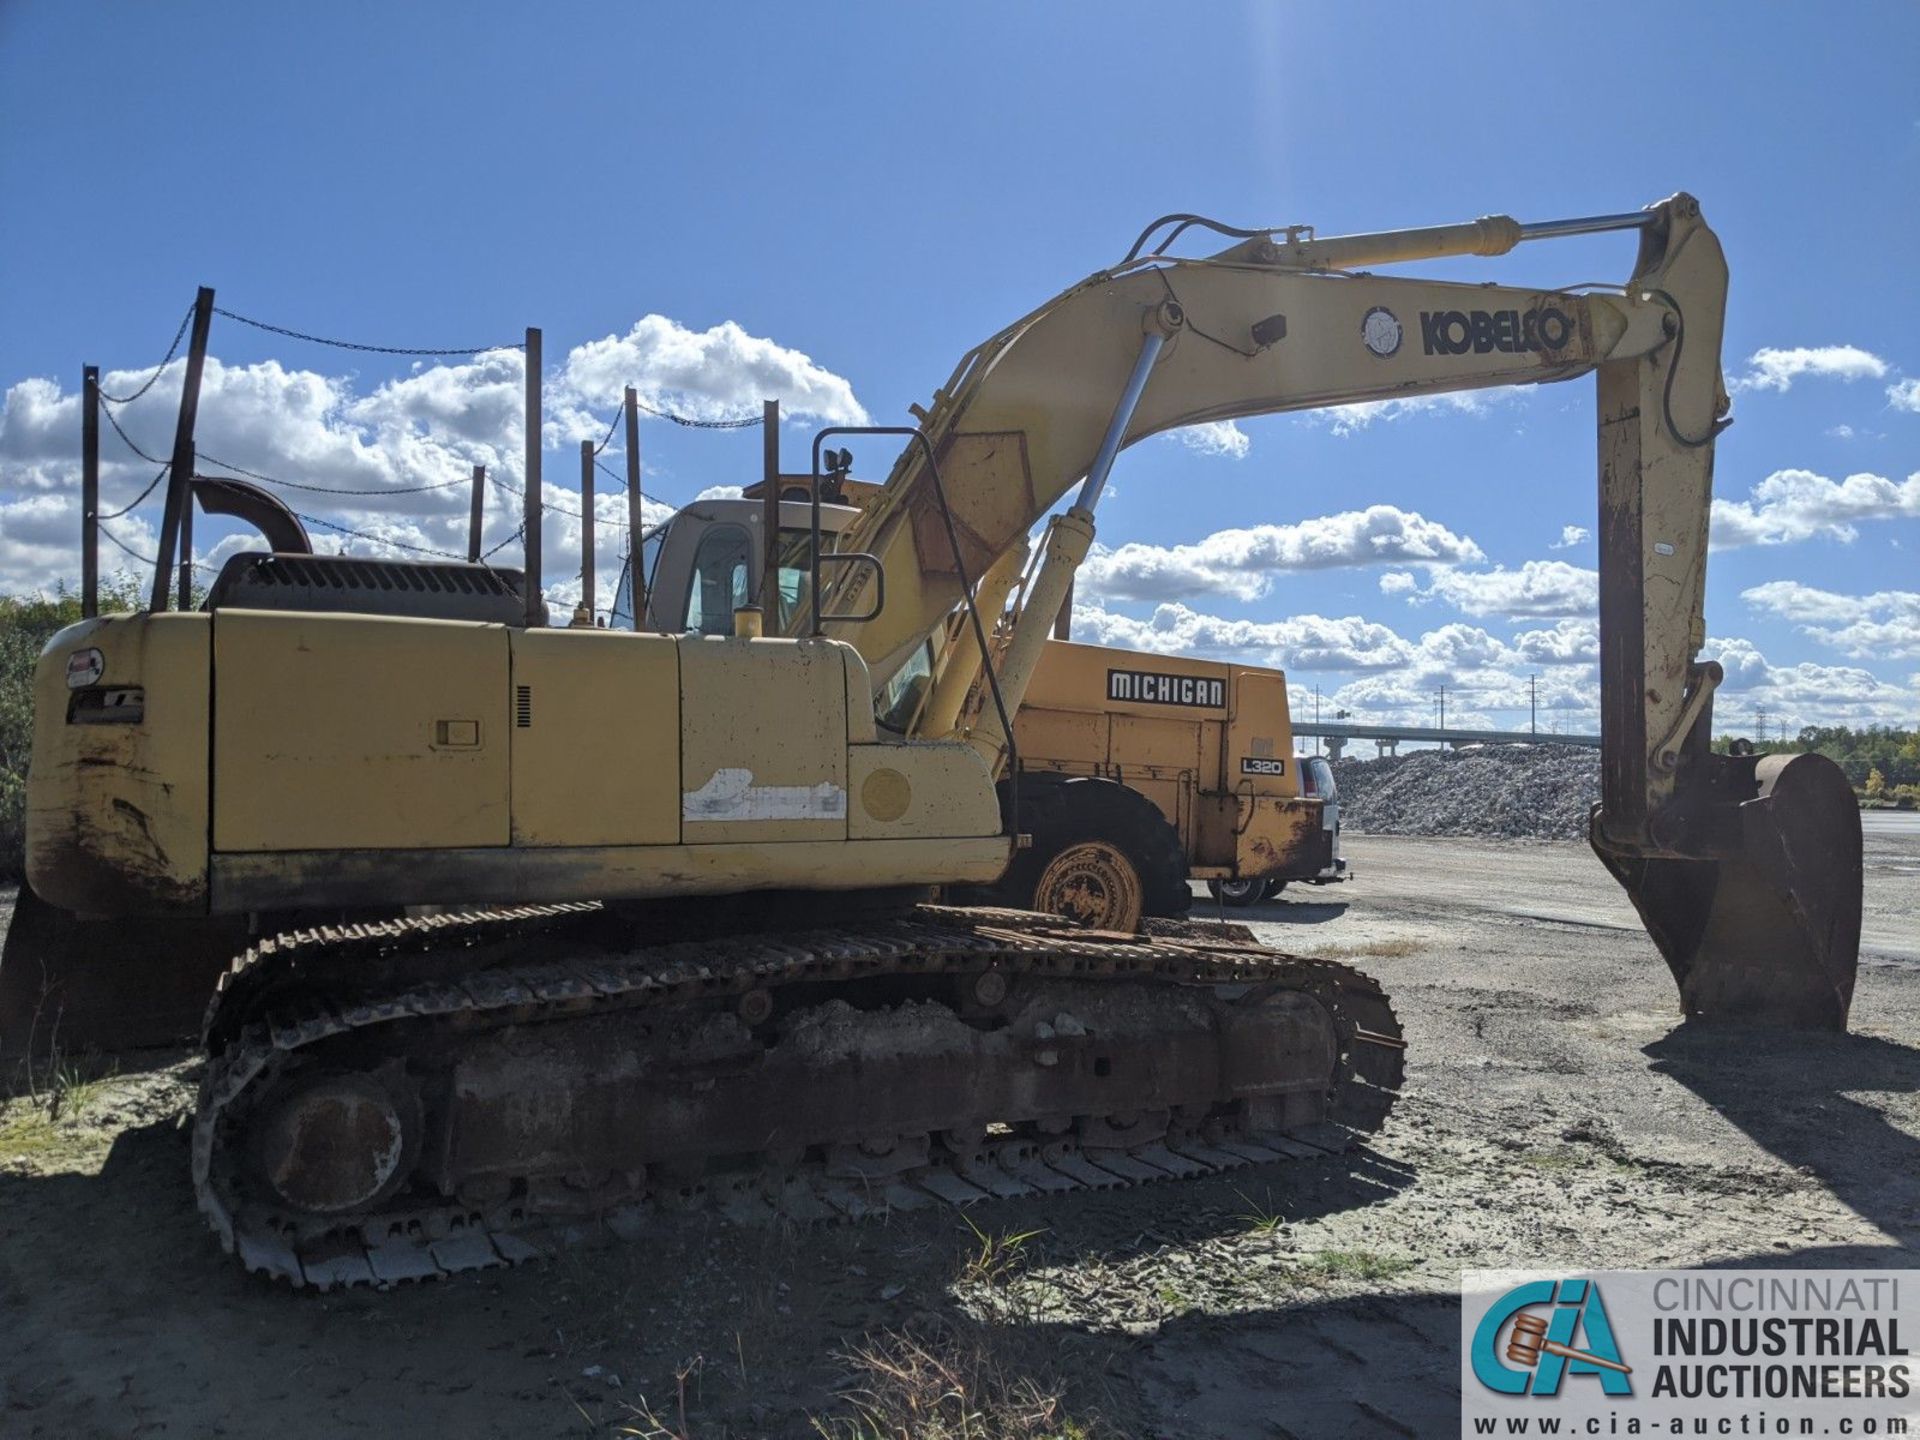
(1, 193), (1860, 1287)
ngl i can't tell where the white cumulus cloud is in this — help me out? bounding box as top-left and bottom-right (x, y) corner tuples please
(0, 313), (867, 615)
(1741, 580), (1920, 660)
(1730, 345), (1889, 393)
(1165, 420), (1250, 459)
(1398, 560), (1598, 619)
(1889, 377), (1920, 413)
(1711, 468), (1920, 549)
(1550, 525), (1589, 549)
(1077, 507), (1484, 603)
(1298, 393), (1493, 437)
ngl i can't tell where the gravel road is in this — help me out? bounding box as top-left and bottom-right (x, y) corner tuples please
(2, 829), (1917, 1437)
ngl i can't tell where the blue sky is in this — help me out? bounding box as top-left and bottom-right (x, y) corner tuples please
(3, 2), (1916, 735)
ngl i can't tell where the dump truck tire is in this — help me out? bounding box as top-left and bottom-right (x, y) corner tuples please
(984, 777), (1191, 930)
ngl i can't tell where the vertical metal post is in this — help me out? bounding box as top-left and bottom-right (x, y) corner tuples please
(523, 327), (542, 624)
(177, 451), (194, 609)
(467, 464), (485, 562)
(150, 286), (215, 612)
(579, 440), (595, 621)
(81, 365), (99, 617)
(624, 386), (644, 629)
(1530, 674), (1538, 735)
(760, 399), (780, 619)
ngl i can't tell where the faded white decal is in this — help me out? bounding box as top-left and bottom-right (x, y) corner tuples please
(683, 767), (847, 822)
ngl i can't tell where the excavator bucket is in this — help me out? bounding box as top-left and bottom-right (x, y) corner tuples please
(0, 883), (243, 1058)
(1592, 751), (1861, 1031)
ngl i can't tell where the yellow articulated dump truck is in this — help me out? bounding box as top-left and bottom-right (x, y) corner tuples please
(622, 493), (1343, 929)
(1010, 639), (1345, 913)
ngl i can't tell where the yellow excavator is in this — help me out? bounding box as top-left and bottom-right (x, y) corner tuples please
(0, 194), (1861, 1288)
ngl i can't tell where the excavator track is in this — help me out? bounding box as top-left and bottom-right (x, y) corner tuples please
(194, 904), (1404, 1290)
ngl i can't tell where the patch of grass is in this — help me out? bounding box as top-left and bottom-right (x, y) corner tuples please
(811, 1321), (1110, 1440)
(1295, 1249), (1418, 1285)
(45, 1056), (116, 1121)
(1233, 1187), (1286, 1236)
(0, 1105), (60, 1159)
(1301, 938), (1424, 961)
(956, 1215), (1045, 1290)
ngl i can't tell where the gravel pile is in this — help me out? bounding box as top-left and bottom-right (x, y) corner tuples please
(1332, 743), (1601, 841)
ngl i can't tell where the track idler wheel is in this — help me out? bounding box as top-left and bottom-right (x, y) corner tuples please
(253, 1069), (422, 1216)
(1593, 751), (1862, 1031)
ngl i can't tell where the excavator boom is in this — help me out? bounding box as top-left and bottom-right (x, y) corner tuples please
(816, 193), (1860, 1029)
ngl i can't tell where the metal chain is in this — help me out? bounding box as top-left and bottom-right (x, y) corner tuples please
(631, 394), (763, 429)
(96, 524), (158, 567)
(100, 401), (169, 464)
(213, 307), (522, 357)
(198, 452), (470, 497)
(487, 471), (630, 529)
(97, 463), (170, 520)
(591, 405), (623, 455)
(479, 523), (525, 561)
(97, 523), (207, 571)
(291, 511), (472, 560)
(96, 303), (195, 405)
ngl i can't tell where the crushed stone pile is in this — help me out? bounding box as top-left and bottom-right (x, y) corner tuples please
(1332, 743), (1601, 842)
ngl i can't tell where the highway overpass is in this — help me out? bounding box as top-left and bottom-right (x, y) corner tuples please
(1292, 722), (1601, 760)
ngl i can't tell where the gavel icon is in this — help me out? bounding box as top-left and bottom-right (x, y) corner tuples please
(1506, 1312), (1633, 1375)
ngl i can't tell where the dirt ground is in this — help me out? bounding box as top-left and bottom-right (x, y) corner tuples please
(3, 823), (1917, 1438)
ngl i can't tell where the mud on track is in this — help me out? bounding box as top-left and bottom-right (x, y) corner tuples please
(3, 829), (1918, 1438)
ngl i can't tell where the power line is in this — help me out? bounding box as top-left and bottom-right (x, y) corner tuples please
(212, 306), (523, 357)
(95, 303), (195, 404)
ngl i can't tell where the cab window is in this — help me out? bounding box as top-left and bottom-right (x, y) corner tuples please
(876, 641), (935, 733)
(684, 524), (751, 637)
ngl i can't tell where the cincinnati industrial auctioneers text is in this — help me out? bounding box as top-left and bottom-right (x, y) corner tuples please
(1650, 1276), (1910, 1403)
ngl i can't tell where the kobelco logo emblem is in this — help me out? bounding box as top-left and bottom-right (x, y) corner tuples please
(1420, 305), (1575, 356)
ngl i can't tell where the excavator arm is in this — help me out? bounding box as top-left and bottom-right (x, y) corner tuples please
(824, 193), (1860, 1030)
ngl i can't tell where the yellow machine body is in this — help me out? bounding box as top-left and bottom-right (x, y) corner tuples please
(27, 610), (1008, 920)
(1016, 640), (1323, 884)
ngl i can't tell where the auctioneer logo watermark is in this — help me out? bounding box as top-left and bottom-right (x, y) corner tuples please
(1462, 1270), (1919, 1436)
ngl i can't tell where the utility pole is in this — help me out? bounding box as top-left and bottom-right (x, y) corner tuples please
(177, 448), (194, 610)
(1438, 684), (1447, 732)
(624, 386), (644, 630)
(1529, 673), (1538, 736)
(150, 286), (215, 612)
(81, 365), (99, 617)
(579, 440), (595, 623)
(1313, 685), (1321, 756)
(760, 399), (781, 619)
(467, 464), (485, 562)
(523, 326), (543, 626)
